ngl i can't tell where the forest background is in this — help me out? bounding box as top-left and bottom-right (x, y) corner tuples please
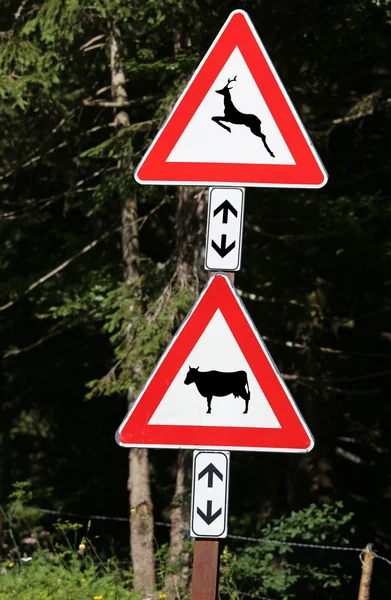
(1, 0), (391, 598)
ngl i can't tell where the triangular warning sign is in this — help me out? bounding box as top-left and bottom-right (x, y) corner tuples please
(135, 10), (328, 189)
(116, 274), (314, 453)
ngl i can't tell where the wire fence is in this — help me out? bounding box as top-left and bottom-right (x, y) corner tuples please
(3, 505), (390, 600)
(32, 506), (391, 567)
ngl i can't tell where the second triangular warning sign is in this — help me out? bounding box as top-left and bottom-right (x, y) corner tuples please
(116, 274), (314, 453)
(135, 10), (328, 189)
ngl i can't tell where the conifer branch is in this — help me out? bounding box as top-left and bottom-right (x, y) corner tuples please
(238, 288), (306, 308)
(83, 99), (133, 107)
(79, 34), (105, 52)
(0, 226), (119, 312)
(14, 1), (27, 23)
(283, 370), (391, 383)
(263, 333), (391, 361)
(326, 386), (381, 396)
(1, 163), (117, 220)
(331, 92), (389, 125)
(0, 110), (78, 180)
(1, 192), (72, 220)
(3, 309), (99, 358)
(248, 224), (342, 241)
(0, 199), (167, 310)
(83, 43), (106, 52)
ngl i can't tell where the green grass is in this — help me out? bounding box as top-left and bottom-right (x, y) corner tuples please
(0, 551), (141, 600)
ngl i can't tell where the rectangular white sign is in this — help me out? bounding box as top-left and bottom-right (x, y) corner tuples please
(190, 450), (230, 538)
(205, 187), (245, 272)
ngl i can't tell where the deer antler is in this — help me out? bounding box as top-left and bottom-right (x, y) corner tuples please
(227, 75), (237, 86)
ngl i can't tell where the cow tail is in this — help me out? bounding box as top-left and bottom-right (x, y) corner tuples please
(246, 376), (250, 399)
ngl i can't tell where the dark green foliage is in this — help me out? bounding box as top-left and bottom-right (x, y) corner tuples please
(0, 484), (139, 599)
(1, 0), (391, 597)
(228, 503), (354, 599)
(87, 273), (196, 397)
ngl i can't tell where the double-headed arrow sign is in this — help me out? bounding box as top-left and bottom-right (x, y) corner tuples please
(211, 200), (237, 257)
(198, 462), (224, 487)
(211, 233), (236, 258)
(197, 501), (222, 525)
(191, 451), (230, 538)
(213, 199), (238, 224)
(196, 463), (224, 525)
(205, 187), (244, 271)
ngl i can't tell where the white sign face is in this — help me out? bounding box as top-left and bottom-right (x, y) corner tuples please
(205, 187), (245, 272)
(134, 10), (328, 188)
(191, 450), (230, 538)
(148, 308), (281, 429)
(167, 47), (295, 167)
(116, 273), (314, 453)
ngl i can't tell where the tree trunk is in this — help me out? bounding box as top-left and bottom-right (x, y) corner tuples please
(175, 186), (207, 291)
(165, 450), (190, 593)
(128, 447), (155, 594)
(122, 194), (155, 594)
(110, 28), (155, 595)
(165, 186), (208, 594)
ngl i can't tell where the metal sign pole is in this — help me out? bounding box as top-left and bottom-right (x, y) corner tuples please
(191, 539), (221, 600)
(190, 450), (230, 599)
(191, 191), (238, 599)
(190, 450), (230, 598)
(125, 8), (327, 596)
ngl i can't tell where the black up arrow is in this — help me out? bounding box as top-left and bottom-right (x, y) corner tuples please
(211, 234), (236, 258)
(198, 463), (223, 488)
(197, 501), (222, 525)
(213, 200), (238, 224)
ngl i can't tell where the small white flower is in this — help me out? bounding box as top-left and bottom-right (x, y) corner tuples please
(21, 557), (32, 562)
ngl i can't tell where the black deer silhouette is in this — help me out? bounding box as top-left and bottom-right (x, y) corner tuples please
(211, 76), (275, 158)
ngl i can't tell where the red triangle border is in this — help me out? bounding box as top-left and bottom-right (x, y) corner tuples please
(135, 10), (328, 188)
(117, 274), (314, 452)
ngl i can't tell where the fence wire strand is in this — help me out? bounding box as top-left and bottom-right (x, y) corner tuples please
(227, 533), (364, 553)
(32, 507), (391, 566)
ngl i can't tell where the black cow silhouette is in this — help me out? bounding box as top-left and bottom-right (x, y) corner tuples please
(184, 366), (251, 414)
(211, 75), (275, 158)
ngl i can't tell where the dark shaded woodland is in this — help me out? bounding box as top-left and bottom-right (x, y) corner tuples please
(1, 1), (391, 597)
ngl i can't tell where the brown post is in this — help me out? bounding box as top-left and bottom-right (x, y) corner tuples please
(357, 544), (375, 600)
(208, 271), (235, 283)
(191, 271), (235, 600)
(191, 539), (220, 600)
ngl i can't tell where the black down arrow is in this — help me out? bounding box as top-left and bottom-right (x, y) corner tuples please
(213, 200), (238, 224)
(211, 234), (235, 258)
(197, 501), (222, 525)
(198, 463), (223, 488)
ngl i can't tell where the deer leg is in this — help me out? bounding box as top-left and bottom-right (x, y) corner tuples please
(260, 135), (275, 158)
(206, 396), (212, 414)
(249, 125), (275, 158)
(212, 116), (231, 133)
